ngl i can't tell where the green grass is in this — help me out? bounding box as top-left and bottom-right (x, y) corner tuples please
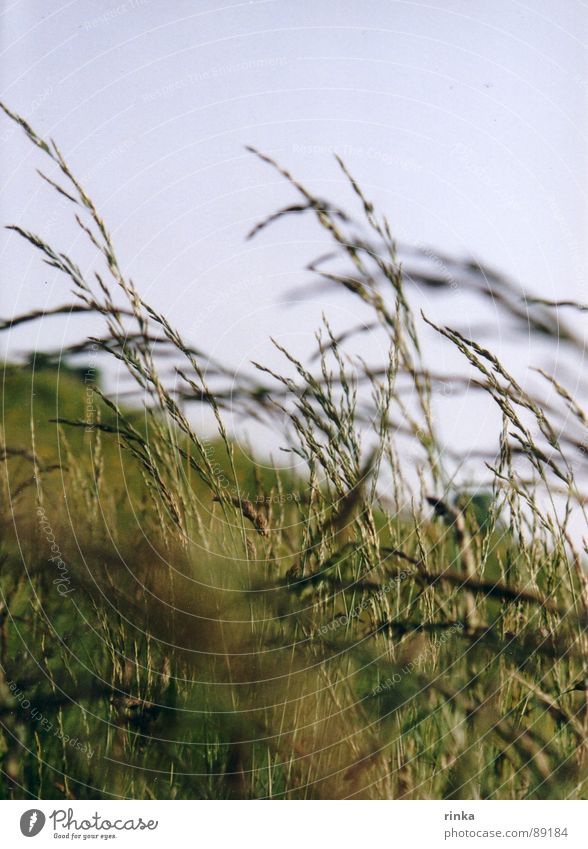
(0, 101), (586, 799)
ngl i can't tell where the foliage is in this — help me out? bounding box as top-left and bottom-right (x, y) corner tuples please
(0, 102), (586, 799)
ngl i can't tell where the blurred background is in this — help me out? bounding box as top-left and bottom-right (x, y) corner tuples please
(1, 0), (587, 472)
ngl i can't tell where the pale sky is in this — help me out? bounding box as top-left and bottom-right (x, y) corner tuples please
(1, 0), (587, 467)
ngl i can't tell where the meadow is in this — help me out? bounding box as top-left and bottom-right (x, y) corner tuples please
(0, 102), (586, 799)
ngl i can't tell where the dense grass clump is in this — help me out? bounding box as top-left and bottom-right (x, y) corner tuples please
(0, 103), (586, 799)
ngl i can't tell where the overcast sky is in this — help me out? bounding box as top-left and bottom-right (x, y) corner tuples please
(1, 0), (587, 464)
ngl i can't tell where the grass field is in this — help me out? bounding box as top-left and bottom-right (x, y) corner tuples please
(0, 102), (586, 799)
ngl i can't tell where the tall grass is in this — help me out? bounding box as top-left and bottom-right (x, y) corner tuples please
(0, 102), (586, 799)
